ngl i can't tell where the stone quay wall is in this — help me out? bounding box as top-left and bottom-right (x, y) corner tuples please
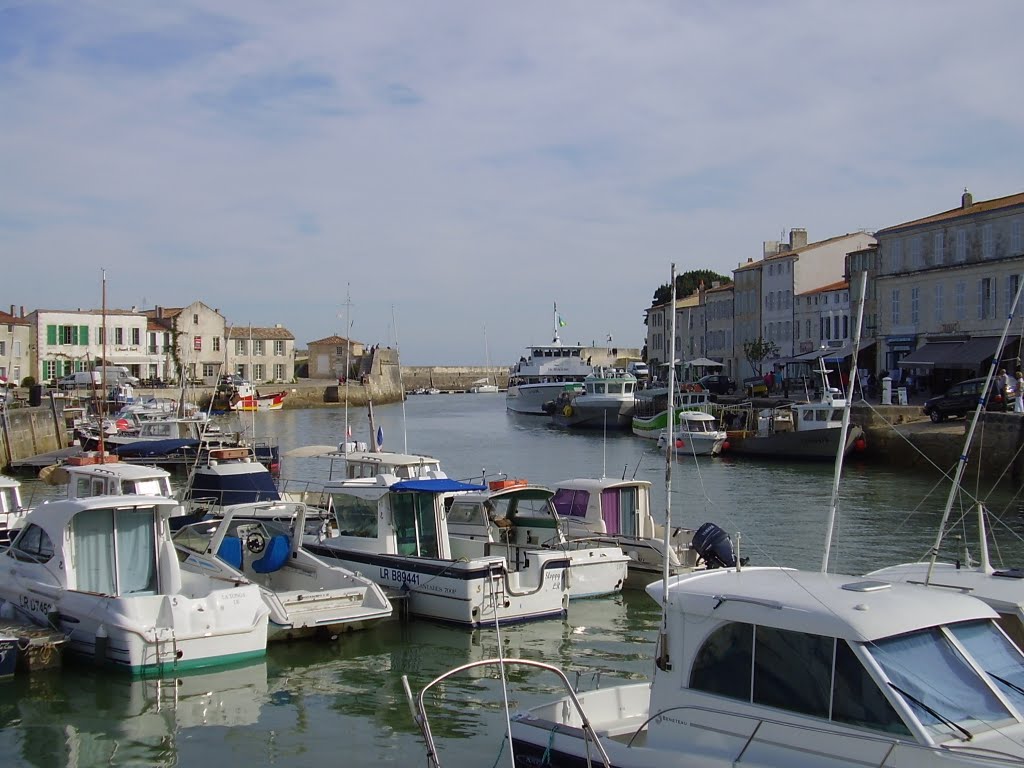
(1, 397), (71, 468)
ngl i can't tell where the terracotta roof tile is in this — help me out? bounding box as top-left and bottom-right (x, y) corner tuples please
(227, 326), (294, 341)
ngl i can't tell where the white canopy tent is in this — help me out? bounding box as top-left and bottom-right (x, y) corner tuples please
(682, 357), (724, 368)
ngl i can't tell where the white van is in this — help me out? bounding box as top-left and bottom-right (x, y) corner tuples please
(58, 371), (102, 390)
(626, 361), (650, 380)
(94, 366), (140, 385)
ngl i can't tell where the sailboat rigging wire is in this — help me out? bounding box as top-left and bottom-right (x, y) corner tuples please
(656, 263), (677, 672)
(926, 275), (1024, 585)
(392, 305), (409, 455)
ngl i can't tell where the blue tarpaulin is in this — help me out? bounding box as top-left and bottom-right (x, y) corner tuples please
(110, 438), (201, 457)
(392, 479), (487, 493)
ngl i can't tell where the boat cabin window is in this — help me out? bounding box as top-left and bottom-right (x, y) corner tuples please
(9, 524), (55, 564)
(949, 620), (1024, 713)
(869, 624), (1013, 737)
(392, 491), (440, 558)
(995, 613), (1024, 652)
(690, 621), (909, 735)
(131, 478), (171, 496)
(589, 382), (606, 395)
(446, 500), (487, 526)
(330, 493), (380, 538)
(551, 488), (589, 519)
(146, 423), (173, 437)
(71, 506), (159, 596)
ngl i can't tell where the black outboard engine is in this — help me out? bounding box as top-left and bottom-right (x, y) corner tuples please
(692, 522), (737, 569)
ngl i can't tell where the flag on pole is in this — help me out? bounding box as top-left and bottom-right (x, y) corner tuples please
(346, 424), (352, 439)
(558, 314), (567, 328)
(375, 425), (384, 450)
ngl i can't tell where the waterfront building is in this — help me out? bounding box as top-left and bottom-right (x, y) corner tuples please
(307, 335), (366, 380)
(227, 325), (296, 383)
(0, 306), (31, 385)
(645, 288), (702, 379)
(732, 255), (763, 380)
(704, 282), (734, 377)
(875, 190), (1024, 393)
(145, 301), (227, 384)
(793, 280), (851, 357)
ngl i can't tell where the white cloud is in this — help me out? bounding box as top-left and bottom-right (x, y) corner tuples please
(2, 0), (1022, 364)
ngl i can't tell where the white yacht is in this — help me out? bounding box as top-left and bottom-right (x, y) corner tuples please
(305, 452), (572, 626)
(547, 367), (638, 429)
(444, 480), (630, 599)
(0, 474), (27, 544)
(502, 568), (1024, 767)
(656, 411), (728, 456)
(0, 495), (269, 675)
(505, 305), (630, 415)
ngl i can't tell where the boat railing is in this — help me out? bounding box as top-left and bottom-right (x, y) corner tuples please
(624, 702), (1023, 766)
(402, 657), (612, 768)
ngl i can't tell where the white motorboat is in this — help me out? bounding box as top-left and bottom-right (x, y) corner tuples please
(173, 502), (394, 642)
(546, 367), (638, 429)
(0, 495), (269, 675)
(444, 479), (630, 599)
(655, 411), (728, 456)
(631, 385), (714, 439)
(501, 568), (1024, 767)
(467, 378), (499, 394)
(305, 453), (572, 626)
(548, 476), (734, 589)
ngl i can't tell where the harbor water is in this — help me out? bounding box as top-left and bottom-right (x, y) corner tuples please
(4, 393), (1024, 767)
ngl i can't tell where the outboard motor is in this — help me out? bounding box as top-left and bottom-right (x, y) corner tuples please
(692, 522), (737, 569)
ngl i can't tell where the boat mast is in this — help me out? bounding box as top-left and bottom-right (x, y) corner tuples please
(99, 269), (106, 455)
(392, 305), (408, 454)
(343, 284), (351, 453)
(656, 263), (676, 671)
(821, 269), (867, 572)
(926, 276), (1024, 584)
(552, 301), (560, 345)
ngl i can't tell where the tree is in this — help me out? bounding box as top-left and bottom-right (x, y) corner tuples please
(742, 337), (779, 378)
(650, 270), (731, 309)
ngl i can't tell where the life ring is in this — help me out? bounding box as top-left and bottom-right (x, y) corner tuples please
(562, 405), (574, 417)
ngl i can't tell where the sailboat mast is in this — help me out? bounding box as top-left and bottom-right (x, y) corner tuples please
(99, 269), (106, 455)
(343, 284), (351, 452)
(552, 301), (560, 344)
(926, 276), (1024, 584)
(821, 269), (867, 572)
(656, 263), (677, 671)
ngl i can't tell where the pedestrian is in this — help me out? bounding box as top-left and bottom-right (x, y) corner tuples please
(996, 369), (1009, 409)
(1016, 370), (1024, 413)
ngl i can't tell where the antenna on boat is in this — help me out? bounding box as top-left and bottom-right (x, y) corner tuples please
(821, 269), (867, 573)
(656, 262), (676, 672)
(392, 304), (408, 454)
(926, 276), (1024, 585)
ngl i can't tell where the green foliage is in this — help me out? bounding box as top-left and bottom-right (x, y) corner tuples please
(651, 270), (731, 307)
(20, 376), (36, 389)
(742, 337), (780, 377)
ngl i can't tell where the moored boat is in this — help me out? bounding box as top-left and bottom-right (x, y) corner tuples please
(546, 367), (638, 429)
(656, 410), (728, 456)
(631, 384), (714, 439)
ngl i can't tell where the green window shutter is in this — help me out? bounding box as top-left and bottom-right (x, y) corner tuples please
(47, 325), (57, 345)
(71, 326), (79, 345)
(80, 325), (89, 345)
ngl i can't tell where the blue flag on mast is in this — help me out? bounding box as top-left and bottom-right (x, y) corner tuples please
(375, 425), (384, 450)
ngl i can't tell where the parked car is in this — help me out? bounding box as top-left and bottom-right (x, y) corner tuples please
(697, 374), (736, 395)
(922, 377), (1006, 422)
(742, 376), (769, 397)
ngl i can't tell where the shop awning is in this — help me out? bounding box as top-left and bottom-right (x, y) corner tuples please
(821, 340), (876, 363)
(899, 336), (1019, 370)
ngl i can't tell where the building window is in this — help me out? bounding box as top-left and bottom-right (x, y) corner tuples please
(910, 237), (922, 268)
(891, 239), (903, 272)
(982, 224), (994, 259)
(805, 319), (811, 339)
(212, 337), (221, 352)
(274, 340), (285, 356)
(235, 339), (246, 354)
(202, 363), (218, 377)
(131, 328), (140, 345)
(1013, 219), (1024, 255)
(192, 313), (199, 324)
(978, 278), (995, 320)
(934, 283), (944, 323)
(193, 335), (202, 351)
(934, 231), (944, 265)
(955, 281), (966, 320)
(253, 340), (265, 355)
(274, 363), (285, 381)
(114, 327), (124, 345)
(842, 315), (849, 338)
(891, 288), (901, 325)
(1007, 274), (1022, 315)
(956, 230), (967, 262)
(253, 364), (265, 381)
(911, 287), (920, 325)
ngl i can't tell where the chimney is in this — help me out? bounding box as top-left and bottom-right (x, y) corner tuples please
(156, 305), (163, 319)
(962, 188), (973, 208)
(789, 228), (808, 250)
(763, 240), (780, 258)
(19, 306), (24, 317)
(9, 305), (13, 316)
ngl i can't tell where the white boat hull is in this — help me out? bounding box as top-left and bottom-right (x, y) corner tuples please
(305, 542), (570, 626)
(507, 383), (581, 415)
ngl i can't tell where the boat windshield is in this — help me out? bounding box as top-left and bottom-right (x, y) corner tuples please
(867, 621), (1015, 738)
(949, 619), (1024, 713)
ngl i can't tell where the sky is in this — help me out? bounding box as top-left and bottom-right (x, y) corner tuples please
(2, 2), (1023, 366)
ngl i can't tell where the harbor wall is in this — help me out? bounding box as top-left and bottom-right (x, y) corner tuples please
(1, 396), (71, 468)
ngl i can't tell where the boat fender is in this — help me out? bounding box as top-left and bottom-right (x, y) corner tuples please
(563, 405), (573, 417)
